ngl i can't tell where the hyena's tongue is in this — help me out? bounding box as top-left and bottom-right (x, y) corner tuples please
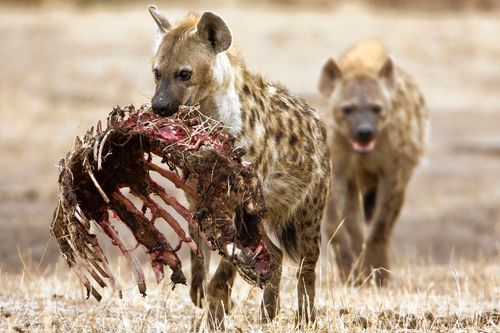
(351, 140), (376, 153)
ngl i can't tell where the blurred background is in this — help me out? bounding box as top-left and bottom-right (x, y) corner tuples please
(0, 0), (499, 274)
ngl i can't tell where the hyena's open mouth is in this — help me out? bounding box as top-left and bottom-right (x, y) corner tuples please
(350, 139), (377, 154)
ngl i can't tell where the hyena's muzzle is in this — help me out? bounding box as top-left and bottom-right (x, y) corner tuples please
(151, 79), (180, 117)
(348, 108), (378, 154)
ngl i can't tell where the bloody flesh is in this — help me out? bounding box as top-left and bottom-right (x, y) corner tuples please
(51, 105), (275, 300)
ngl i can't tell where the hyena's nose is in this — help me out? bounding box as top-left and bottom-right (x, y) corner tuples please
(152, 101), (173, 117)
(355, 126), (375, 143)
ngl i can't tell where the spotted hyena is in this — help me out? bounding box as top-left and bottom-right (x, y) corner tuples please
(318, 38), (428, 285)
(148, 6), (330, 328)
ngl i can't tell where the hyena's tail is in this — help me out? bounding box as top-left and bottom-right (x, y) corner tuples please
(278, 223), (300, 260)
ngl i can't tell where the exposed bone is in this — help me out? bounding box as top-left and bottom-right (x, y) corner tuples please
(74, 136), (82, 150)
(146, 176), (212, 250)
(97, 120), (102, 135)
(93, 135), (100, 162)
(74, 207), (119, 289)
(88, 237), (121, 294)
(84, 250), (110, 279)
(99, 217), (145, 296)
(72, 266), (102, 301)
(110, 191), (181, 267)
(51, 104), (275, 301)
(138, 193), (198, 254)
(146, 161), (197, 199)
(97, 129), (114, 170)
(87, 170), (110, 203)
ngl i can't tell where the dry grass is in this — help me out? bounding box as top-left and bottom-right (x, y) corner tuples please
(1, 257), (499, 332)
(1, 2), (500, 332)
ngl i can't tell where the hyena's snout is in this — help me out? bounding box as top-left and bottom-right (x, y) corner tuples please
(350, 123), (377, 154)
(354, 124), (375, 144)
(151, 85), (179, 117)
(151, 97), (178, 117)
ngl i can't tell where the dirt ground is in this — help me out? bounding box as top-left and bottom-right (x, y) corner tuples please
(0, 1), (499, 332)
(1, 1), (499, 271)
(1, 259), (499, 332)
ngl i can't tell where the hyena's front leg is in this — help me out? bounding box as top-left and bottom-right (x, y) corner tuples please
(325, 200), (354, 282)
(189, 223), (211, 307)
(325, 178), (364, 282)
(364, 176), (406, 286)
(187, 196), (212, 308)
(344, 181), (366, 257)
(296, 221), (321, 324)
(206, 259), (237, 330)
(260, 234), (283, 323)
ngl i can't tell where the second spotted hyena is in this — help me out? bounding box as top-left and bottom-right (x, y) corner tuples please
(318, 38), (428, 285)
(148, 6), (330, 327)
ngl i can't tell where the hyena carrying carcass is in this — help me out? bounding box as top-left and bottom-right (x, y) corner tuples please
(148, 6), (330, 327)
(318, 38), (428, 285)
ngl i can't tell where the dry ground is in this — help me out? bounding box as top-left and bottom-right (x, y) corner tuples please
(1, 258), (499, 332)
(0, 1), (499, 332)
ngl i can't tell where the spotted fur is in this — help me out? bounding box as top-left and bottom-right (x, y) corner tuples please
(319, 38), (428, 285)
(148, 7), (330, 328)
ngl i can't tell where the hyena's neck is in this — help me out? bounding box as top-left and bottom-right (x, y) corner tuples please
(207, 51), (273, 137)
(209, 52), (242, 136)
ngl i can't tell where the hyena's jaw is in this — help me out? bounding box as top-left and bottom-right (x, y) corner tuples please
(211, 52), (242, 136)
(350, 139), (377, 154)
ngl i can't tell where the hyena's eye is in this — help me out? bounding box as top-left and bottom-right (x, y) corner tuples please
(177, 69), (192, 81)
(341, 106), (354, 116)
(153, 68), (161, 81)
(371, 105), (382, 114)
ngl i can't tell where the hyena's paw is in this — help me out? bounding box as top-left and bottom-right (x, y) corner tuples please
(206, 298), (231, 331)
(363, 241), (390, 286)
(294, 307), (318, 329)
(259, 296), (280, 323)
(190, 298), (230, 332)
(334, 246), (360, 284)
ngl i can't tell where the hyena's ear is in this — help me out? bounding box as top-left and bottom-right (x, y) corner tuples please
(378, 56), (395, 88)
(197, 12), (232, 53)
(149, 5), (171, 33)
(318, 58), (342, 97)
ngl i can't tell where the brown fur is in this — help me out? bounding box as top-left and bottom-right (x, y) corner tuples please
(318, 38), (428, 285)
(149, 7), (330, 328)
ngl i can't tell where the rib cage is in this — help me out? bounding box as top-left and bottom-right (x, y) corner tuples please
(51, 104), (276, 300)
